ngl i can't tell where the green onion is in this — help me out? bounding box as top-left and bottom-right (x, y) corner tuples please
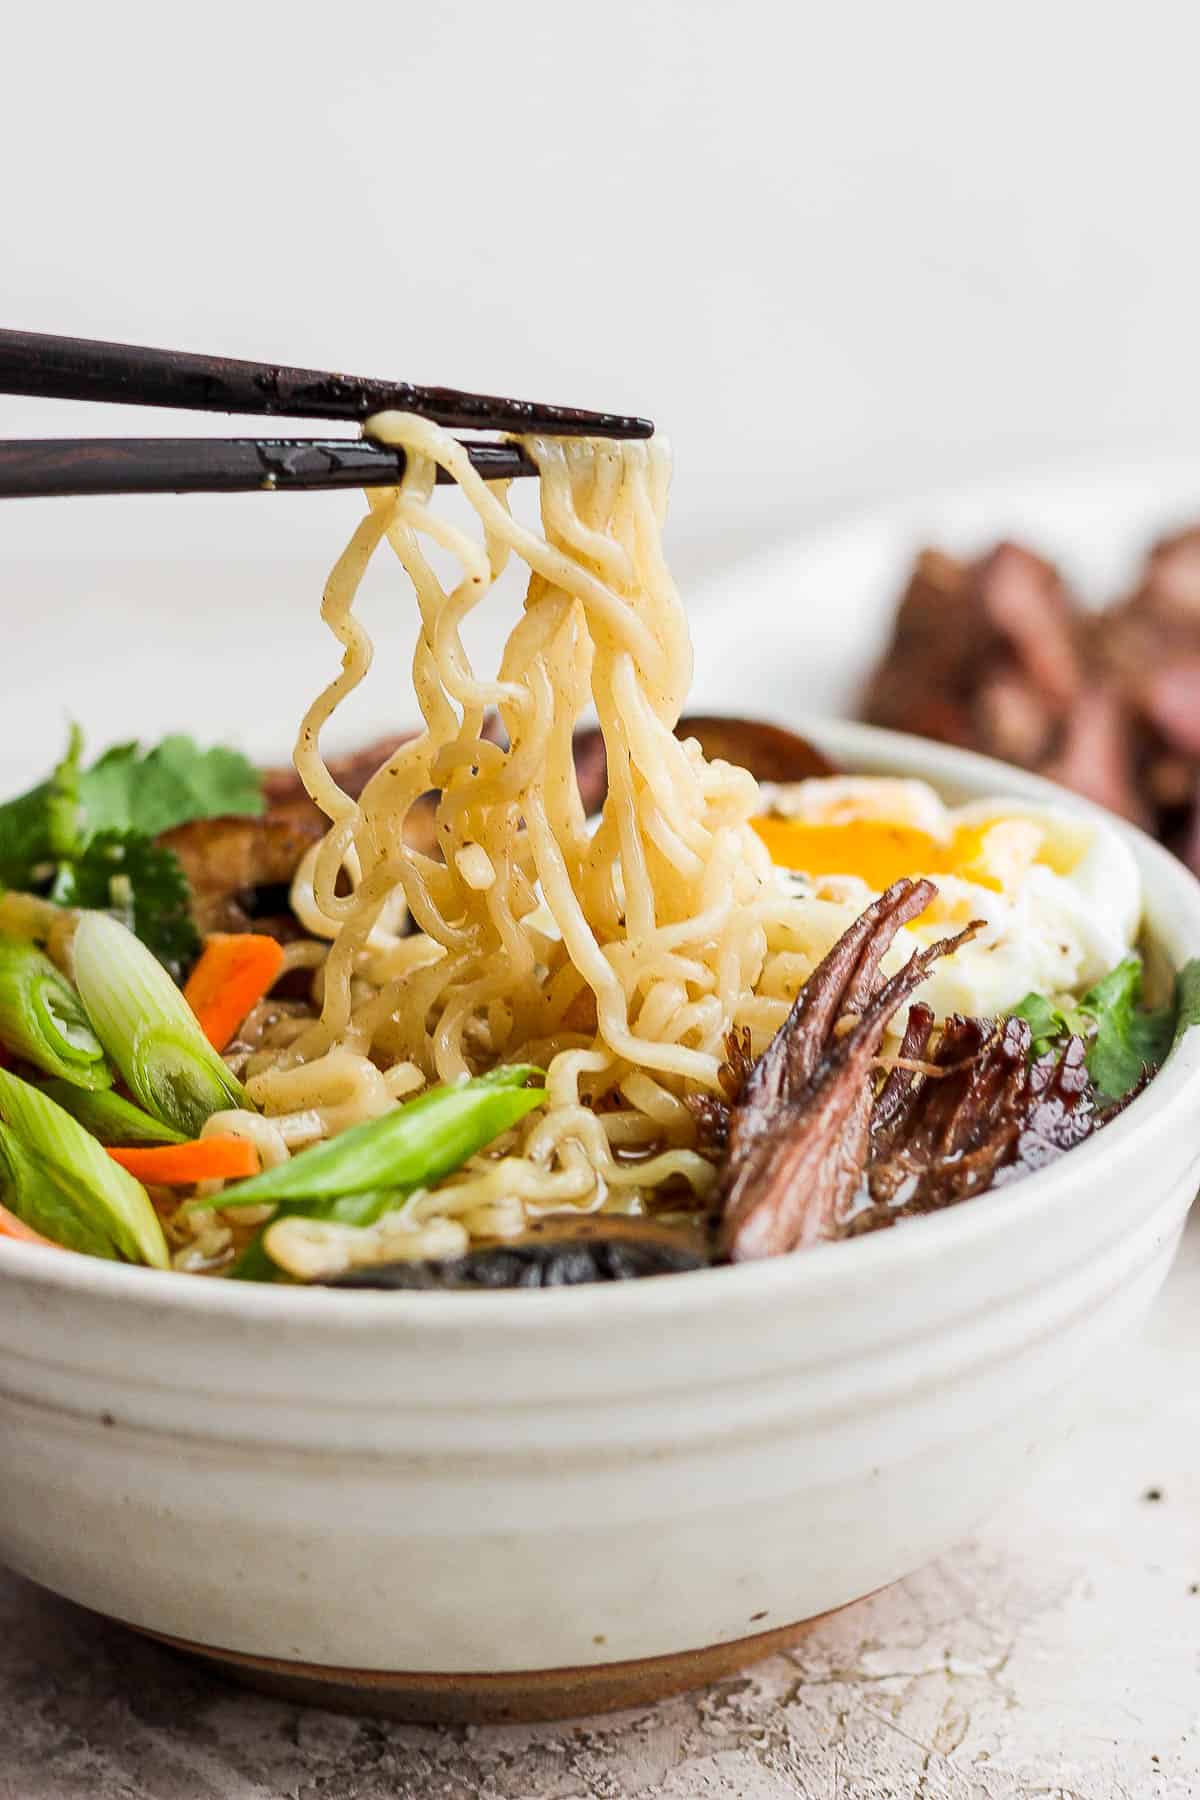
(229, 1190), (401, 1283)
(0, 938), (111, 1089)
(196, 1067), (545, 1212)
(38, 1080), (187, 1145)
(0, 1067), (168, 1266)
(0, 1126), (118, 1259)
(72, 912), (246, 1135)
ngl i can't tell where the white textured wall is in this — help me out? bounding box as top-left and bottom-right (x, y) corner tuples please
(8, 0), (1200, 539)
(2, 0), (1199, 768)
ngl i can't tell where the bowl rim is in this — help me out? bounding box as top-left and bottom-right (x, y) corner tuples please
(3, 717), (1200, 1331)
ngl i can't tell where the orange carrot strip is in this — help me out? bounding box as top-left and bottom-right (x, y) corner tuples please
(182, 933), (286, 1052)
(0, 1202), (59, 1248)
(106, 1137), (260, 1185)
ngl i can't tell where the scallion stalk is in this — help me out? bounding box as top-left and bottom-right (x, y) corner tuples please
(0, 1125), (118, 1259)
(0, 938), (111, 1088)
(72, 912), (246, 1135)
(197, 1067), (545, 1213)
(0, 1067), (168, 1266)
(38, 1080), (187, 1146)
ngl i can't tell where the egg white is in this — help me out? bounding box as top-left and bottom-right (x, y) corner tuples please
(759, 777), (1142, 1029)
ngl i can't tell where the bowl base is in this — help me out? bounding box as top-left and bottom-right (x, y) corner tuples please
(140, 1611), (842, 1724)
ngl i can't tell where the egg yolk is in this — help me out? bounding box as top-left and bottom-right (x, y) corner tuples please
(750, 816), (1056, 892)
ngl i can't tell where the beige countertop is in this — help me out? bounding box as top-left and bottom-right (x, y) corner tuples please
(2, 1215), (1199, 1799)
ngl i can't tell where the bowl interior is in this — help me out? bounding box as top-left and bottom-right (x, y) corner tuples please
(1, 716), (1199, 1326)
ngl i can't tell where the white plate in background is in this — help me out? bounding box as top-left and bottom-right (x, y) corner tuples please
(686, 456), (1200, 721)
(3, 455), (1199, 793)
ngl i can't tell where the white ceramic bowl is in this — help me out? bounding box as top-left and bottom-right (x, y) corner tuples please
(1, 719), (1199, 1723)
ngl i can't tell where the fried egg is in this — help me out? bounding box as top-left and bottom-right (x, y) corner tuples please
(753, 776), (1141, 1027)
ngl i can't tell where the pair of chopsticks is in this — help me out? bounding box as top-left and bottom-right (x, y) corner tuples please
(0, 330), (654, 499)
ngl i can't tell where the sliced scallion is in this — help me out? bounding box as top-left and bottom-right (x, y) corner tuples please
(38, 1080), (187, 1146)
(0, 1125), (118, 1259)
(72, 912), (246, 1135)
(0, 1067), (168, 1266)
(198, 1067), (545, 1212)
(0, 938), (111, 1088)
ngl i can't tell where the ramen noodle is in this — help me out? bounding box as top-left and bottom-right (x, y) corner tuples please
(242, 415), (799, 1244)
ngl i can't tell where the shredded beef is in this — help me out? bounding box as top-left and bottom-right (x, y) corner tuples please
(862, 521), (1200, 871)
(685, 1090), (732, 1155)
(717, 878), (981, 1260)
(862, 543), (1084, 768)
(715, 896), (1101, 1260)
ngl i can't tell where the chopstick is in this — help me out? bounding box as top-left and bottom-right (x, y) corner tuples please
(0, 329), (654, 439)
(0, 437), (538, 499)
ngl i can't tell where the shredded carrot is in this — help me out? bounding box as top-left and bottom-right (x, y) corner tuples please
(182, 933), (286, 1051)
(0, 1202), (59, 1248)
(106, 1137), (261, 1185)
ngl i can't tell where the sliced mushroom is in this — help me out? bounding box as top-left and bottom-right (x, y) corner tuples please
(162, 733), (434, 935)
(322, 1214), (711, 1289)
(572, 715), (835, 815)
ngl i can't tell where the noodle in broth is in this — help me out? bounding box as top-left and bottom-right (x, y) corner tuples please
(238, 414), (802, 1261)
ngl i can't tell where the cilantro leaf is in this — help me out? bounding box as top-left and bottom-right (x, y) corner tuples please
(77, 734), (263, 840)
(46, 723), (85, 861)
(1171, 959), (1200, 1048)
(1010, 954), (1200, 1106)
(1077, 958), (1174, 1104)
(55, 831), (200, 981)
(1008, 990), (1073, 1062)
(0, 757), (74, 890)
(0, 729), (263, 894)
(0, 730), (261, 973)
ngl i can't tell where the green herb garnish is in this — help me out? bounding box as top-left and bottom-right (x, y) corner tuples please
(0, 1068), (168, 1266)
(0, 938), (111, 1088)
(73, 912), (246, 1136)
(1010, 953), (1200, 1104)
(0, 729), (263, 975)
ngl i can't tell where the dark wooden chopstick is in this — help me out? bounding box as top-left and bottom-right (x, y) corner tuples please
(0, 437), (539, 499)
(0, 329), (654, 439)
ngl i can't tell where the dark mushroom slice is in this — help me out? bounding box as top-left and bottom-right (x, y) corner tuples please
(159, 807), (330, 937)
(168, 722), (518, 938)
(673, 716), (837, 783)
(571, 716), (836, 816)
(161, 734), (416, 937)
(258, 735), (416, 808)
(322, 1214), (712, 1290)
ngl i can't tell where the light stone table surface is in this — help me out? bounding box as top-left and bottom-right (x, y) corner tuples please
(2, 1214), (1199, 1800)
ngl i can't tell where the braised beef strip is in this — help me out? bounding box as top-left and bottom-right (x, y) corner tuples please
(1002, 1033), (1096, 1175)
(868, 1000), (937, 1160)
(862, 521), (1200, 870)
(718, 878), (982, 1260)
(867, 1014), (1030, 1208)
(716, 883), (1110, 1259)
(848, 1026), (1095, 1236)
(862, 543), (1085, 770)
